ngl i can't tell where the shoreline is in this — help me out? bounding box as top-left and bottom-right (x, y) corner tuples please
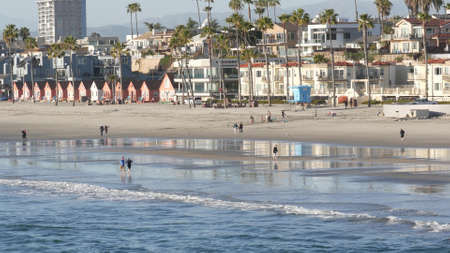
(1, 102), (450, 148)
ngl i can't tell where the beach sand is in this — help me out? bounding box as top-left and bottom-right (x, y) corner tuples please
(1, 102), (450, 148)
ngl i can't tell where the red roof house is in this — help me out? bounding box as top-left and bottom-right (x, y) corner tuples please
(159, 73), (176, 102)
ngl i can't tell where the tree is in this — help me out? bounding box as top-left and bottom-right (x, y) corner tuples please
(203, 0), (216, 94)
(227, 0), (244, 103)
(279, 14), (291, 102)
(144, 22), (154, 32)
(358, 14), (374, 107)
(268, 0), (280, 21)
(290, 8), (310, 87)
(63, 36), (79, 106)
(214, 33), (230, 107)
(3, 24), (18, 102)
(313, 54), (330, 64)
(319, 9), (338, 107)
(418, 12), (431, 100)
(418, 0), (443, 13)
(111, 42), (129, 104)
(242, 0), (254, 22)
(375, 0), (392, 35)
(132, 3), (142, 36)
(241, 48), (256, 101)
(404, 0), (419, 16)
(256, 17), (274, 105)
(186, 18), (199, 33)
(19, 27), (30, 42)
(48, 43), (65, 106)
(24, 37), (38, 103)
(127, 3), (135, 39)
(195, 0), (202, 25)
(355, 0), (359, 21)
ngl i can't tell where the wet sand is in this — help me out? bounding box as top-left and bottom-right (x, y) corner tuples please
(1, 102), (450, 148)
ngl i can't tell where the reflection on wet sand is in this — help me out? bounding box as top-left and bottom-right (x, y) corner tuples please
(2, 137), (450, 187)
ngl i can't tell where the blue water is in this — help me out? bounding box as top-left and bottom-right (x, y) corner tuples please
(1, 138), (450, 252)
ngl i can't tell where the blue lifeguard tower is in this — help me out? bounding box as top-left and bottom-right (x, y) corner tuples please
(289, 86), (311, 103)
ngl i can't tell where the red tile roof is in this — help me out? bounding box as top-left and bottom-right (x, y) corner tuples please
(403, 18), (450, 27)
(240, 63), (266, 68)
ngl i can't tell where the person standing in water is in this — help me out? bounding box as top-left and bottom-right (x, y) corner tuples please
(120, 156), (125, 170)
(273, 145), (279, 160)
(400, 129), (406, 142)
(126, 158), (133, 172)
(100, 126), (104, 136)
(104, 125), (109, 135)
(21, 130), (27, 140)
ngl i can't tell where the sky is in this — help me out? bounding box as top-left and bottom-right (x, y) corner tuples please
(0, 0), (313, 28)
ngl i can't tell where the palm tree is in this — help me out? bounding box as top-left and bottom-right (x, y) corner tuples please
(19, 27), (30, 43)
(241, 48), (256, 101)
(290, 8), (310, 87)
(404, 0), (419, 16)
(228, 0), (244, 103)
(3, 24), (18, 102)
(354, 0), (359, 21)
(24, 37), (37, 103)
(63, 36), (79, 106)
(48, 43), (65, 106)
(418, 12), (431, 100)
(255, 7), (266, 19)
(195, 0), (202, 26)
(144, 22), (154, 32)
(375, 0), (392, 35)
(279, 14), (291, 102)
(132, 3), (142, 36)
(268, 0), (280, 21)
(127, 3), (135, 39)
(204, 0), (215, 94)
(319, 9), (338, 107)
(111, 42), (129, 104)
(358, 14), (374, 107)
(418, 0), (443, 13)
(242, 0), (253, 22)
(215, 33), (230, 107)
(313, 54), (330, 64)
(256, 17), (274, 105)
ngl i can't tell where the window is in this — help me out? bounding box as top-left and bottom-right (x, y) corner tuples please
(435, 67), (442, 75)
(195, 83), (204, 92)
(445, 83), (450, 89)
(435, 83), (440, 91)
(344, 33), (351, 40)
(256, 71), (262, 77)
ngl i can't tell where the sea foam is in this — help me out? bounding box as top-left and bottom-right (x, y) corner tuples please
(1, 179), (449, 232)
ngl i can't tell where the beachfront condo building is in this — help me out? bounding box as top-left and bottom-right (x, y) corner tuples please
(37, 0), (87, 44)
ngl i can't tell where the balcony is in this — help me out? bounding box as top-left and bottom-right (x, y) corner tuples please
(256, 37), (286, 45)
(382, 33), (422, 41)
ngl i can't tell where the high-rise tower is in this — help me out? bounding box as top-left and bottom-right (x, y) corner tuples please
(37, 0), (87, 44)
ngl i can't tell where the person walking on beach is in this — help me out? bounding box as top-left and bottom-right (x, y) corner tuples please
(281, 110), (286, 120)
(273, 145), (279, 160)
(120, 156), (125, 170)
(249, 115), (254, 125)
(126, 158), (133, 172)
(400, 129), (406, 142)
(233, 122), (238, 134)
(239, 122), (244, 133)
(100, 126), (104, 136)
(344, 100), (348, 109)
(104, 125), (109, 135)
(21, 130), (27, 140)
(349, 98), (353, 108)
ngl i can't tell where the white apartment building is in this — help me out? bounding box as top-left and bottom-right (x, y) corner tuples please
(411, 60), (450, 101)
(301, 21), (381, 56)
(37, 0), (87, 44)
(381, 18), (450, 54)
(172, 58), (239, 99)
(240, 61), (411, 101)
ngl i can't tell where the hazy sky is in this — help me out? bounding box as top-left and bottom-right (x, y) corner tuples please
(1, 0), (313, 27)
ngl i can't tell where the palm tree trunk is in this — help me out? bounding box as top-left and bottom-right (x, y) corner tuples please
(249, 60), (254, 101)
(9, 44), (14, 104)
(55, 68), (59, 106)
(264, 36), (271, 106)
(297, 25), (303, 86)
(185, 55), (196, 108)
(363, 27), (371, 107)
(30, 53), (35, 103)
(130, 13), (134, 39)
(179, 58), (186, 105)
(248, 5), (252, 23)
(219, 54), (226, 108)
(354, 0), (359, 22)
(206, 9), (214, 96)
(237, 29), (242, 103)
(284, 24), (290, 102)
(135, 13), (139, 37)
(329, 22), (336, 107)
(378, 11), (383, 35)
(196, 0), (202, 25)
(423, 22), (429, 100)
(119, 55), (123, 103)
(70, 50), (75, 106)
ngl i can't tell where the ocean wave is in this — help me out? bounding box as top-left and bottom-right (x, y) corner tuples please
(1, 179), (449, 232)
